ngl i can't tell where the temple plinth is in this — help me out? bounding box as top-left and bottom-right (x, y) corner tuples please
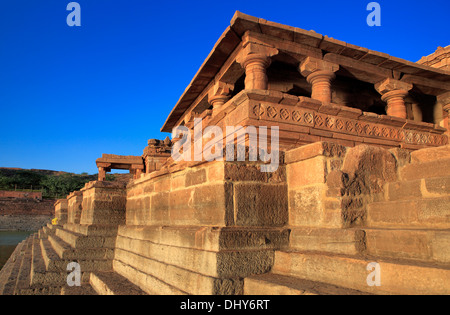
(3, 11), (450, 297)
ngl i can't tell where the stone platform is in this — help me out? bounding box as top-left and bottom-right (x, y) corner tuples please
(1, 11), (449, 295)
(0, 142), (449, 295)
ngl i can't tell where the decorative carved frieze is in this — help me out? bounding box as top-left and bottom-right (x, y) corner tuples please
(249, 100), (447, 147)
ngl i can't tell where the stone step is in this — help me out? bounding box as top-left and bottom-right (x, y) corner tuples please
(48, 233), (114, 261)
(39, 238), (112, 273)
(114, 248), (243, 295)
(289, 227), (363, 256)
(47, 233), (73, 260)
(362, 228), (450, 264)
(44, 223), (62, 232)
(61, 283), (97, 295)
(366, 196), (450, 229)
(55, 228), (116, 249)
(113, 259), (187, 295)
(385, 176), (450, 202)
(244, 273), (369, 295)
(411, 145), (450, 164)
(0, 240), (26, 295)
(90, 271), (146, 295)
(40, 238), (65, 272)
(37, 227), (48, 240)
(272, 250), (450, 295)
(30, 237), (67, 287)
(400, 158), (450, 181)
(63, 223), (119, 237)
(16, 285), (63, 295)
(14, 237), (34, 295)
(118, 225), (289, 252)
(115, 234), (273, 279)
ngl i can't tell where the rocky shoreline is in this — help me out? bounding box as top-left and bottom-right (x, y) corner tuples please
(0, 215), (53, 232)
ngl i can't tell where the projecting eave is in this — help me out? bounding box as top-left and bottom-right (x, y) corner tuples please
(160, 11), (450, 133)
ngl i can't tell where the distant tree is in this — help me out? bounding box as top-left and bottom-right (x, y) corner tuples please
(40, 174), (96, 198)
(0, 170), (46, 190)
(105, 174), (116, 181)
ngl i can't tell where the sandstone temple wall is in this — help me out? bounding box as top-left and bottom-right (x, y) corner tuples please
(1, 11), (449, 296)
(113, 159), (289, 294)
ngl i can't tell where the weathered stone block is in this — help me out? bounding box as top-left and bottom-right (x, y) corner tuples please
(185, 168), (207, 187)
(234, 183), (288, 227)
(289, 185), (325, 227)
(287, 156), (327, 188)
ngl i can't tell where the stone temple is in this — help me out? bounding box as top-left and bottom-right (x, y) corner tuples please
(1, 11), (449, 295)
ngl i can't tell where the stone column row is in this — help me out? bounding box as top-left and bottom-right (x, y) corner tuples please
(207, 44), (447, 122)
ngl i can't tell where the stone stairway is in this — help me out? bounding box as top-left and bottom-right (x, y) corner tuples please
(244, 145), (450, 295)
(0, 222), (131, 295)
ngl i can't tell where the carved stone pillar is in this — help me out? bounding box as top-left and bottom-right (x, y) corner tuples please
(208, 81), (234, 114)
(143, 138), (172, 174)
(437, 92), (450, 131)
(237, 44), (278, 90)
(98, 166), (106, 182)
(299, 57), (339, 104)
(375, 78), (413, 119)
(134, 168), (143, 179)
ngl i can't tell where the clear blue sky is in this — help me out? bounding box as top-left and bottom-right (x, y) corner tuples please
(0, 0), (448, 174)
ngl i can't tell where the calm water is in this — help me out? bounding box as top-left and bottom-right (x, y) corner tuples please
(0, 231), (34, 271)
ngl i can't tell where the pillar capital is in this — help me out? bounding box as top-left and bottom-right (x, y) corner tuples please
(299, 57), (339, 104)
(380, 89), (410, 103)
(374, 78), (413, 95)
(375, 78), (413, 119)
(299, 57), (339, 78)
(183, 111), (199, 129)
(237, 44), (278, 90)
(208, 81), (234, 113)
